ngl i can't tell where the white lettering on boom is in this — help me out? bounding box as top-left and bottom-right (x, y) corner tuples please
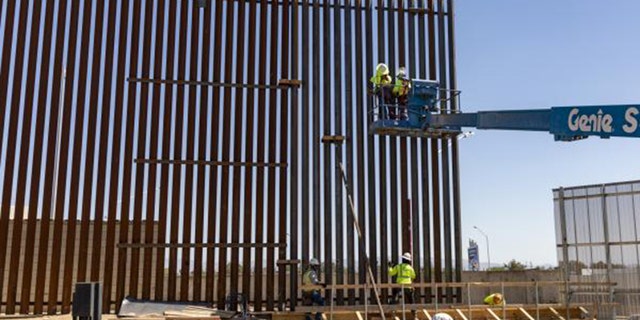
(567, 108), (613, 133)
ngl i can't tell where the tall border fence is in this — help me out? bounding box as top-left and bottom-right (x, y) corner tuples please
(0, 0), (461, 314)
(555, 180), (640, 318)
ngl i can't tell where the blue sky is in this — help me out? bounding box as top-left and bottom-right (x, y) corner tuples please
(455, 0), (640, 266)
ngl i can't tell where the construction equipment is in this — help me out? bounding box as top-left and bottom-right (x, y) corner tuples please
(370, 79), (640, 141)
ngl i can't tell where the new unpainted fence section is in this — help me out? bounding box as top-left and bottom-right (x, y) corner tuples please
(555, 180), (640, 318)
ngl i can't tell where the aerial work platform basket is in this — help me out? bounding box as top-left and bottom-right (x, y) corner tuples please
(369, 79), (461, 138)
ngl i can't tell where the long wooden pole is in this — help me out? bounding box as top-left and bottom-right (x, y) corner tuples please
(336, 162), (386, 320)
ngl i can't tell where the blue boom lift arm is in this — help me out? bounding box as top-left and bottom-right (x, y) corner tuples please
(370, 79), (640, 141)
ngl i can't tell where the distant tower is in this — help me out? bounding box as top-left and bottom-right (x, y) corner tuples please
(468, 239), (480, 271)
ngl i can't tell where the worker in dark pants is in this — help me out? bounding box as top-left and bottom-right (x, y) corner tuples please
(388, 252), (416, 304)
(370, 63), (394, 120)
(302, 258), (325, 320)
(393, 67), (412, 120)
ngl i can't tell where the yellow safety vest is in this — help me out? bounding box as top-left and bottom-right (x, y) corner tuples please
(484, 293), (505, 305)
(388, 263), (416, 285)
(302, 269), (319, 293)
(393, 78), (412, 96)
(370, 73), (391, 87)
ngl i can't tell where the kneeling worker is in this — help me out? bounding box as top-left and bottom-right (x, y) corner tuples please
(388, 252), (416, 304)
(302, 258), (325, 306)
(484, 293), (505, 306)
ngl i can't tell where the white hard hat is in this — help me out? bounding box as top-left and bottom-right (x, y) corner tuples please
(376, 63), (389, 76)
(309, 258), (320, 266)
(397, 67), (407, 78)
(433, 313), (453, 320)
(401, 252), (412, 261)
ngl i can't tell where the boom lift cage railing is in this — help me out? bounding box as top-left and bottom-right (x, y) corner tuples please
(368, 85), (462, 123)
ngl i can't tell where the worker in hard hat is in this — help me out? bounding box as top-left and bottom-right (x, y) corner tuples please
(392, 67), (412, 119)
(484, 293), (505, 306)
(433, 313), (454, 320)
(388, 252), (416, 304)
(370, 63), (394, 119)
(302, 258), (325, 306)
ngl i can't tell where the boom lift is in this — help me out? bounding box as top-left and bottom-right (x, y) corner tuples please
(370, 79), (640, 141)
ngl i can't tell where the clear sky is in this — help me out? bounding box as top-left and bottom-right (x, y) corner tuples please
(455, 0), (640, 266)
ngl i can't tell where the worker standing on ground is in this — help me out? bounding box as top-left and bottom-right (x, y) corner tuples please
(393, 67), (412, 119)
(388, 252), (416, 304)
(369, 63), (394, 119)
(484, 293), (505, 306)
(302, 258), (325, 306)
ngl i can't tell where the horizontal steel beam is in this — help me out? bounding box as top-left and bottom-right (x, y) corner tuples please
(134, 158), (287, 168)
(117, 243), (287, 248)
(128, 77), (298, 89)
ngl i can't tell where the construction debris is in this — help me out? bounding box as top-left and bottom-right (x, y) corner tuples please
(118, 297), (215, 318)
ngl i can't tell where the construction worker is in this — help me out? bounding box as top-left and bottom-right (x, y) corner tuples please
(392, 67), (412, 119)
(388, 252), (416, 304)
(302, 258), (325, 306)
(433, 313), (454, 320)
(369, 63), (394, 119)
(484, 293), (505, 306)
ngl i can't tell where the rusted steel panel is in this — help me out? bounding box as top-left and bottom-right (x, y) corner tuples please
(231, 0), (247, 305)
(35, 0), (69, 314)
(104, 0), (132, 311)
(321, 0), (332, 306)
(423, 0), (435, 304)
(117, 0), (143, 305)
(242, 0), (258, 301)
(0, 0), (17, 157)
(46, 2), (78, 312)
(300, 0), (310, 281)
(448, 0), (463, 303)
(154, 0), (176, 301)
(76, 0), (107, 286)
(266, 0), (281, 310)
(336, 0), (346, 305)
(180, 1), (200, 300)
(428, 0), (443, 302)
(5, 1), (44, 314)
(364, 0), (377, 304)
(311, 0), (320, 264)
(376, 0), (389, 303)
(352, 1), (362, 303)
(401, 199), (412, 254)
(180, 1), (199, 301)
(387, 0), (399, 278)
(0, 0), (29, 311)
(194, 0), (212, 302)
(407, 0), (421, 303)
(277, 0), (290, 309)
(130, 0), (154, 299)
(0, 0), (462, 309)
(289, 0), (300, 309)
(206, 0), (224, 304)
(436, 0), (453, 303)
(91, 0), (120, 287)
(217, 0), (237, 308)
(397, 1), (410, 279)
(171, 0), (188, 301)
(252, 0), (269, 310)
(142, 0), (166, 300)
(60, 0), (94, 312)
